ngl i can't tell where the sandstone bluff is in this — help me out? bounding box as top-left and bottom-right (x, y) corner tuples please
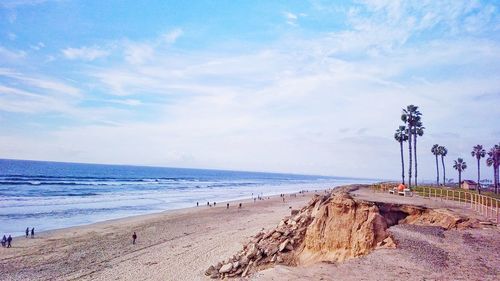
(206, 187), (476, 279)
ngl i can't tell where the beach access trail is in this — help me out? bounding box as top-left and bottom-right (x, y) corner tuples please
(0, 192), (317, 280)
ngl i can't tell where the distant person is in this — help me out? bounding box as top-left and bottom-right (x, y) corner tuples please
(196, 202), (199, 207)
(31, 227), (35, 238)
(1, 235), (6, 247)
(25, 227), (29, 238)
(226, 203), (229, 209)
(207, 202), (209, 206)
(238, 203), (242, 209)
(214, 202), (216, 207)
(7, 235), (12, 248)
(132, 232), (137, 244)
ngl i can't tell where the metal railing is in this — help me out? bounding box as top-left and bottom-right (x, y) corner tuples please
(415, 187), (499, 224)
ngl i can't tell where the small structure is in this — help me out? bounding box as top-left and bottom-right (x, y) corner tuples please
(461, 180), (478, 190)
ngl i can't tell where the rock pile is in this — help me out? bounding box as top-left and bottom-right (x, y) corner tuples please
(205, 199), (314, 278)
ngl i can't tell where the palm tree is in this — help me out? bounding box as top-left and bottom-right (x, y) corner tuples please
(453, 158), (467, 189)
(412, 119), (424, 187)
(438, 145), (448, 186)
(394, 126), (408, 185)
(431, 144), (440, 186)
(471, 145), (486, 194)
(486, 143), (500, 194)
(401, 105), (421, 188)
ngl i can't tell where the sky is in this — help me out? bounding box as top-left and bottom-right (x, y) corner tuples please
(0, 0), (499, 181)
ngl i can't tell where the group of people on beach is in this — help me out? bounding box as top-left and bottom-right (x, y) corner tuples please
(196, 191), (310, 209)
(196, 201), (243, 209)
(0, 227), (35, 249)
(25, 227), (35, 238)
(1, 235), (12, 248)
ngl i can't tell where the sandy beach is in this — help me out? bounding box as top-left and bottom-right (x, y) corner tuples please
(1, 185), (499, 281)
(0, 191), (321, 280)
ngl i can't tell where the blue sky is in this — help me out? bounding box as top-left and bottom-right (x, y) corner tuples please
(0, 0), (499, 180)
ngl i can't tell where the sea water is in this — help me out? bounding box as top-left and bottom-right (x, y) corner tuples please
(0, 159), (376, 236)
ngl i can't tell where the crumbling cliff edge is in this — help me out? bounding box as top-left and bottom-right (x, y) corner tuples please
(206, 186), (476, 279)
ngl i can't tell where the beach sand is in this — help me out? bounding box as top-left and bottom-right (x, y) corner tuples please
(0, 191), (321, 280)
(1, 186), (499, 281)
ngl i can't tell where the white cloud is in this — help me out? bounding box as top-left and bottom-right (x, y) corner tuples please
(107, 99), (142, 106)
(123, 28), (182, 65)
(30, 42), (45, 51)
(0, 46), (26, 61)
(162, 28), (183, 44)
(62, 46), (109, 61)
(123, 42), (154, 65)
(284, 11), (299, 25)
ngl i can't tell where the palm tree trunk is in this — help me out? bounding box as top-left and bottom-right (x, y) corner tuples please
(458, 170), (461, 190)
(435, 155), (439, 186)
(408, 127), (412, 188)
(495, 165), (500, 194)
(477, 158), (481, 194)
(414, 134), (418, 187)
(495, 165), (498, 194)
(400, 141), (405, 185)
(441, 155), (446, 186)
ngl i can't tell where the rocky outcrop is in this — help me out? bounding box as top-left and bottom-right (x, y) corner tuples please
(297, 192), (395, 265)
(206, 191), (475, 279)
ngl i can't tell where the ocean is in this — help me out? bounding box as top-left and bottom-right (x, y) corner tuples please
(0, 159), (375, 236)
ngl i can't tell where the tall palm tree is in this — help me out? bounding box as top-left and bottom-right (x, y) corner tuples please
(438, 145), (448, 186)
(394, 126), (408, 185)
(453, 158), (467, 189)
(471, 145), (486, 194)
(431, 144), (440, 186)
(401, 105), (421, 188)
(412, 119), (424, 187)
(486, 143), (500, 194)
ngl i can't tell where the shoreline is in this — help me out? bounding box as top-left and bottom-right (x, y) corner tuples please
(13, 187), (330, 239)
(0, 186), (330, 280)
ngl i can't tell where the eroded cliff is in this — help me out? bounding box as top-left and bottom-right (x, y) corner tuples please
(205, 191), (475, 279)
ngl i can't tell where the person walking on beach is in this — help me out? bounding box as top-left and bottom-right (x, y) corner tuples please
(25, 227), (29, 238)
(7, 235), (12, 248)
(31, 227), (35, 238)
(132, 232), (137, 244)
(1, 235), (6, 247)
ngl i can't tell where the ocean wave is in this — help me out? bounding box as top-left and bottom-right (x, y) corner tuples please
(0, 180), (183, 186)
(0, 174), (198, 182)
(0, 205), (152, 220)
